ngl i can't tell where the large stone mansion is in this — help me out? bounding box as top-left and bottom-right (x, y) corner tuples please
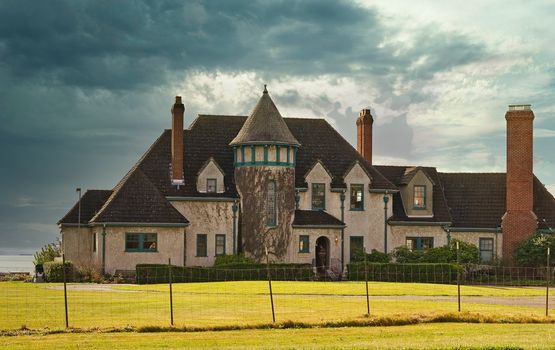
(59, 87), (555, 274)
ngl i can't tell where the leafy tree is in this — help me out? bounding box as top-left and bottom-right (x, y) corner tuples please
(515, 232), (554, 267)
(33, 242), (60, 266)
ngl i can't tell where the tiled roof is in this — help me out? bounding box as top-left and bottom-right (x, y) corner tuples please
(90, 168), (188, 224)
(135, 115), (396, 199)
(58, 190), (112, 225)
(230, 91), (299, 146)
(293, 210), (345, 227)
(374, 165), (452, 223)
(439, 173), (555, 230)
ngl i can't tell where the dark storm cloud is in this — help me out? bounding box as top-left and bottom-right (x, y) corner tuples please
(0, 0), (492, 252)
(0, 0), (487, 90)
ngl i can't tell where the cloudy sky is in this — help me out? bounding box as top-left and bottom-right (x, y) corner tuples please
(1, 0), (554, 254)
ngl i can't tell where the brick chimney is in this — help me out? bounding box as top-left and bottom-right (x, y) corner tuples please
(356, 109), (373, 164)
(502, 104), (537, 263)
(171, 96), (185, 185)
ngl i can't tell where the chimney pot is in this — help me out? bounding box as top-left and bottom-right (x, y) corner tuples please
(175, 96), (182, 104)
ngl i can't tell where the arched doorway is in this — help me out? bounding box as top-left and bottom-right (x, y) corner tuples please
(315, 236), (330, 274)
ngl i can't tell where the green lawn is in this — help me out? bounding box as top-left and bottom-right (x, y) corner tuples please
(0, 281), (552, 330)
(2, 323), (555, 349)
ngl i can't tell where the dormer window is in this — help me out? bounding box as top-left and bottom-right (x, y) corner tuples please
(207, 178), (217, 193)
(312, 183), (326, 210)
(350, 184), (364, 211)
(413, 185), (426, 209)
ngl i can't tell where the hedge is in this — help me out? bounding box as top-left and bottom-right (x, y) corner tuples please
(136, 263), (314, 284)
(43, 261), (75, 282)
(347, 262), (460, 284)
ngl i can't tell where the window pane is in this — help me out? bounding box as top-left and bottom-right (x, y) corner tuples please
(480, 238), (494, 262)
(197, 234), (207, 257)
(216, 234), (226, 256)
(421, 237), (434, 249)
(350, 236), (364, 260)
(406, 238), (415, 251)
(299, 235), (309, 253)
(312, 183), (325, 210)
(125, 234), (139, 251)
(406, 237), (433, 251)
(350, 184), (364, 210)
(143, 233), (157, 252)
(414, 185), (426, 208)
(267, 181), (277, 226)
(207, 179), (217, 193)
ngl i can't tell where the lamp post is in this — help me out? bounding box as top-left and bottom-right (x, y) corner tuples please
(383, 191), (389, 253)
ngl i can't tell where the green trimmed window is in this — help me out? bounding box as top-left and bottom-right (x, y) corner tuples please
(413, 185), (426, 209)
(299, 235), (310, 253)
(125, 233), (157, 252)
(406, 237), (433, 251)
(267, 181), (277, 227)
(479, 238), (494, 262)
(207, 178), (217, 193)
(350, 236), (364, 261)
(196, 234), (207, 257)
(350, 184), (364, 210)
(312, 183), (326, 210)
(215, 234), (226, 256)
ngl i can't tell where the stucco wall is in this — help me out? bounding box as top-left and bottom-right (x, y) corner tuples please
(102, 226), (185, 274)
(171, 200), (234, 267)
(287, 227), (342, 269)
(196, 159), (225, 193)
(389, 225), (447, 252)
(299, 162), (394, 266)
(61, 226), (99, 269)
(451, 231), (503, 259)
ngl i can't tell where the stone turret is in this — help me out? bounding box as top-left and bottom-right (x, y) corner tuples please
(230, 87), (300, 260)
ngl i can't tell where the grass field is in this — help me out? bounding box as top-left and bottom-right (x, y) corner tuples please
(0, 281), (553, 330)
(2, 323), (555, 349)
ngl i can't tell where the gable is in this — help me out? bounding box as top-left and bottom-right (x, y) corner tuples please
(344, 161), (372, 185)
(196, 158), (225, 193)
(304, 160), (333, 186)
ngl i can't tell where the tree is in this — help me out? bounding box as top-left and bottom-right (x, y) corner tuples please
(33, 242), (60, 266)
(515, 232), (555, 267)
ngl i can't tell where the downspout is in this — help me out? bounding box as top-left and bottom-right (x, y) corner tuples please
(383, 191), (389, 253)
(232, 200), (239, 255)
(101, 224), (106, 275)
(340, 190), (346, 276)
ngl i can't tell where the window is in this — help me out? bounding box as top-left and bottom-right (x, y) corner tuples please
(413, 185), (426, 209)
(299, 235), (310, 253)
(350, 184), (364, 210)
(215, 234), (226, 256)
(312, 183), (326, 210)
(92, 232), (96, 252)
(267, 181), (277, 226)
(350, 236), (364, 261)
(479, 238), (494, 262)
(207, 178), (217, 193)
(125, 233), (157, 252)
(196, 234), (207, 257)
(406, 237), (433, 251)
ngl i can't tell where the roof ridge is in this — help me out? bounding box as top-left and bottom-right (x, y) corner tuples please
(90, 130), (169, 223)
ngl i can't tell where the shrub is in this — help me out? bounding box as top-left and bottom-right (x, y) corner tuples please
(214, 254), (255, 266)
(351, 249), (391, 263)
(391, 240), (479, 264)
(43, 261), (75, 282)
(136, 263), (313, 284)
(33, 243), (60, 266)
(515, 232), (555, 267)
(347, 262), (460, 284)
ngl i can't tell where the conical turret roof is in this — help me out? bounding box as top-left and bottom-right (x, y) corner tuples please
(230, 88), (300, 146)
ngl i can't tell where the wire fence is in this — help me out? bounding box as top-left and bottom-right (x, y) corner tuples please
(1, 261), (553, 331)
